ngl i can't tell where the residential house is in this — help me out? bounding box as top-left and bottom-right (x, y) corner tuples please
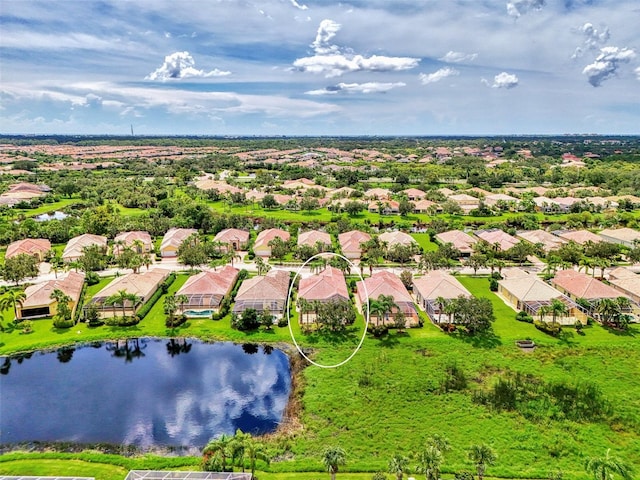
(298, 267), (349, 324)
(448, 194), (480, 214)
(364, 188), (392, 200)
(379, 231), (417, 248)
(516, 230), (566, 253)
(413, 199), (437, 213)
(253, 228), (290, 257)
(401, 188), (427, 201)
(176, 265), (239, 315)
(435, 230), (477, 255)
(113, 231), (153, 255)
(338, 230), (371, 260)
(160, 228), (198, 257)
(298, 230), (332, 251)
(368, 200), (400, 214)
(356, 271), (419, 326)
(484, 193), (519, 208)
(233, 270), (291, 320)
(0, 182), (51, 206)
(88, 269), (170, 317)
(608, 267), (640, 305)
(62, 234), (108, 262)
(17, 271), (85, 320)
(5, 238), (51, 261)
(598, 228), (640, 248)
(555, 229), (602, 245)
(412, 271), (471, 323)
(497, 268), (587, 325)
(213, 228), (251, 251)
(475, 229), (519, 252)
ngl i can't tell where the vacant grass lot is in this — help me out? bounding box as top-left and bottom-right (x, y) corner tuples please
(1, 274), (639, 479)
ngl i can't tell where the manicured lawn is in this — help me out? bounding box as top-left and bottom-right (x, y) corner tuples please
(0, 459), (127, 480)
(17, 198), (80, 217)
(411, 233), (439, 252)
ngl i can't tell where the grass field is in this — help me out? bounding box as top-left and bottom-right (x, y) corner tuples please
(1, 274), (639, 479)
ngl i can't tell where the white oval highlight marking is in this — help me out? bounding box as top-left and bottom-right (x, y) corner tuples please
(286, 252), (370, 369)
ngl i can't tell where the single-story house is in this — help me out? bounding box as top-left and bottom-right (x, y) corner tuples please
(598, 228), (640, 248)
(475, 229), (519, 252)
(379, 231), (417, 248)
(497, 268), (587, 325)
(555, 229), (602, 245)
(62, 233), (108, 262)
(213, 228), (251, 251)
(113, 231), (153, 255)
(338, 230), (371, 260)
(194, 179), (243, 194)
(608, 267), (640, 305)
(356, 271), (419, 326)
(253, 228), (290, 257)
(233, 269), (291, 320)
(0, 182), (50, 206)
(88, 269), (170, 317)
(413, 271), (471, 323)
(484, 193), (519, 208)
(160, 228), (198, 257)
(448, 194), (480, 214)
(176, 265), (239, 315)
(298, 230), (332, 250)
(516, 229), (566, 253)
(413, 199), (438, 213)
(364, 188), (392, 200)
(17, 271), (85, 320)
(401, 188), (427, 201)
(299, 266), (349, 303)
(435, 230), (477, 255)
(5, 238), (51, 261)
(368, 200), (400, 214)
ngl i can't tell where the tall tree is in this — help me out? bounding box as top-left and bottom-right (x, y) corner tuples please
(2, 253), (40, 285)
(322, 446), (347, 480)
(584, 449), (634, 480)
(0, 288), (27, 321)
(415, 445), (443, 480)
(388, 454), (410, 480)
(467, 444), (497, 480)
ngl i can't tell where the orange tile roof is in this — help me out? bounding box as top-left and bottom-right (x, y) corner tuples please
(552, 270), (626, 300)
(298, 267), (349, 302)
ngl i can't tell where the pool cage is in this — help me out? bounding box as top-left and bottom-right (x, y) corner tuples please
(521, 294), (589, 325)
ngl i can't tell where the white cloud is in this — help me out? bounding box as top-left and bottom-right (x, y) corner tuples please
(506, 0), (545, 17)
(420, 67), (459, 85)
(145, 51), (231, 81)
(582, 46), (636, 86)
(483, 72), (519, 88)
(311, 19), (341, 55)
(306, 82), (406, 95)
(439, 51), (478, 63)
(572, 22), (610, 59)
(294, 20), (420, 77)
(290, 0), (308, 10)
(636, 66), (640, 81)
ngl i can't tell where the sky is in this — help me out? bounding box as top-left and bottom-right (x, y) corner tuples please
(1, 0), (639, 136)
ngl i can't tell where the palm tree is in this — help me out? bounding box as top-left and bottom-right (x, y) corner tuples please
(388, 454), (409, 480)
(106, 289), (139, 318)
(163, 295), (177, 326)
(467, 444), (496, 480)
(245, 436), (270, 477)
(50, 288), (72, 321)
(176, 294), (188, 314)
(0, 288), (27, 322)
(375, 294), (397, 326)
(203, 433), (233, 472)
(322, 446), (346, 480)
(255, 256), (271, 276)
(584, 449), (634, 480)
(435, 296), (448, 324)
(415, 445), (443, 480)
(549, 298), (568, 325)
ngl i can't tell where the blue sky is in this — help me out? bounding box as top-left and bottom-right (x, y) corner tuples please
(1, 0), (638, 135)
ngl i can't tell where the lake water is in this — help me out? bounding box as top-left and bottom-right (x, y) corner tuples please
(33, 211), (69, 221)
(0, 339), (291, 448)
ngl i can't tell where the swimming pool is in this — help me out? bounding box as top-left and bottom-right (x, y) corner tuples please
(183, 309), (215, 318)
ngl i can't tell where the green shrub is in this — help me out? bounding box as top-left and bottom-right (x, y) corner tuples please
(53, 317), (74, 329)
(534, 320), (562, 336)
(516, 311), (533, 323)
(441, 362), (468, 392)
(489, 277), (499, 291)
(85, 271), (100, 286)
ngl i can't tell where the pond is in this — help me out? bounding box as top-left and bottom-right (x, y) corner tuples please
(33, 210), (69, 221)
(0, 339), (291, 448)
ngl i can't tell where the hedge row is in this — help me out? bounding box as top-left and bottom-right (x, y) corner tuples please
(137, 272), (176, 320)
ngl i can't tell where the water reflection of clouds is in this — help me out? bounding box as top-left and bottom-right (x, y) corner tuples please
(0, 340), (291, 448)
